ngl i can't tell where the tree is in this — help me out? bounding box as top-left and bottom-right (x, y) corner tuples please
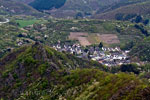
(143, 19), (149, 25)
(99, 42), (103, 48)
(8, 20), (18, 26)
(84, 48), (88, 53)
(120, 64), (140, 74)
(121, 41), (135, 50)
(75, 12), (83, 19)
(124, 14), (137, 21)
(135, 15), (142, 23)
(134, 24), (149, 37)
(115, 13), (124, 20)
(0, 16), (5, 22)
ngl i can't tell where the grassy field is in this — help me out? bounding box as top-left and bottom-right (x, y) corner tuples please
(16, 19), (44, 28)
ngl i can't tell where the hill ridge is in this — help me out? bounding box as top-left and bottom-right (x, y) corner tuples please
(94, 1), (150, 20)
(0, 43), (150, 99)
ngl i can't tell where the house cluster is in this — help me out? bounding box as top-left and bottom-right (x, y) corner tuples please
(52, 43), (130, 67)
(53, 43), (83, 55)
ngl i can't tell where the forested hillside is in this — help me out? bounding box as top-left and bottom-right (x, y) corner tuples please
(129, 37), (150, 62)
(29, 0), (66, 10)
(26, 0), (150, 18)
(0, 0), (43, 16)
(94, 1), (150, 20)
(0, 43), (150, 100)
(12, 0), (150, 18)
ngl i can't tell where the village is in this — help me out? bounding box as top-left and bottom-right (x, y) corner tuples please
(52, 43), (131, 67)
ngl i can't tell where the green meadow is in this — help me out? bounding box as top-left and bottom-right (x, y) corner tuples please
(16, 19), (43, 28)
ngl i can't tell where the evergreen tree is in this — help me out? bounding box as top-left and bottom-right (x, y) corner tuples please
(135, 15), (142, 23)
(99, 42), (103, 48)
(143, 19), (149, 25)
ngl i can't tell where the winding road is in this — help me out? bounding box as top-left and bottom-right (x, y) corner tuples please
(0, 18), (9, 25)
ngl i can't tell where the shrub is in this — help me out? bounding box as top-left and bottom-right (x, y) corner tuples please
(38, 64), (48, 75)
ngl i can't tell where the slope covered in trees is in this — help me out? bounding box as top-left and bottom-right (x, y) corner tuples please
(94, 1), (150, 20)
(0, 0), (43, 16)
(0, 43), (150, 99)
(129, 37), (150, 62)
(11, 0), (150, 18)
(26, 0), (150, 18)
(29, 0), (66, 10)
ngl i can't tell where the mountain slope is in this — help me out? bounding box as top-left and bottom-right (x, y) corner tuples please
(95, 0), (149, 14)
(29, 0), (66, 10)
(0, 42), (104, 71)
(0, 43), (150, 99)
(13, 69), (150, 100)
(0, 42), (105, 99)
(12, 0), (150, 18)
(0, 0), (43, 16)
(94, 1), (150, 20)
(24, 0), (149, 18)
(129, 37), (150, 62)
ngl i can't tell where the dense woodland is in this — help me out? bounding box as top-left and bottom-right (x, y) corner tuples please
(29, 0), (66, 10)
